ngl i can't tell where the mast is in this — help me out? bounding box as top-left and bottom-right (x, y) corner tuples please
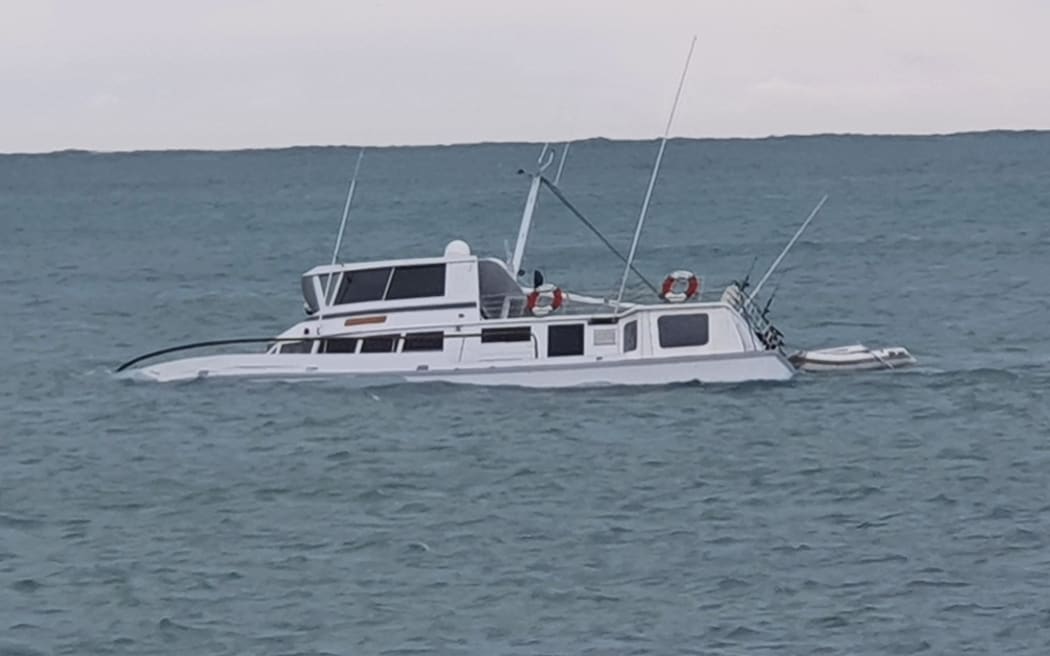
(507, 140), (570, 276)
(509, 143), (553, 276)
(614, 36), (697, 307)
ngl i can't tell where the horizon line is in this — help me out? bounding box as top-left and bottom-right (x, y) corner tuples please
(3, 127), (1048, 157)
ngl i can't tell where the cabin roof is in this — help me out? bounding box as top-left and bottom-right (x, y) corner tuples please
(303, 255), (476, 277)
(302, 240), (483, 277)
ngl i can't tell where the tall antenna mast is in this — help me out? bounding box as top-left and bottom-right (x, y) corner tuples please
(614, 35), (697, 307)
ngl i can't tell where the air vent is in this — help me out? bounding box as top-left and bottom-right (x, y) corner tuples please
(593, 328), (617, 346)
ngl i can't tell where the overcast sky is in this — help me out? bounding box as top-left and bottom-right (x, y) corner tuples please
(2, 0), (1048, 153)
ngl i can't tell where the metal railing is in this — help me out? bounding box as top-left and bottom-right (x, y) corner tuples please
(478, 292), (626, 320)
(721, 284), (784, 352)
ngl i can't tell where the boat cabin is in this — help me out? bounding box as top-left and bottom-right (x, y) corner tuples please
(299, 240), (530, 323)
(279, 240), (763, 365)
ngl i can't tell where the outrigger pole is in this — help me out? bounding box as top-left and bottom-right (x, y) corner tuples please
(614, 36), (697, 307)
(747, 194), (829, 302)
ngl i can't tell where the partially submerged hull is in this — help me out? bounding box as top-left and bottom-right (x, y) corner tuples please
(111, 67), (918, 392)
(123, 350), (797, 387)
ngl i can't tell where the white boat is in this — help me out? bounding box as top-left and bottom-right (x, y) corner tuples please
(119, 235), (798, 386)
(116, 177), (911, 387)
(116, 42), (914, 387)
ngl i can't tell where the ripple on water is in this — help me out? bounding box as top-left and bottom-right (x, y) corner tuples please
(0, 643), (48, 656)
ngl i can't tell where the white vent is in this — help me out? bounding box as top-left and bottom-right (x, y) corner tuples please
(593, 328), (617, 346)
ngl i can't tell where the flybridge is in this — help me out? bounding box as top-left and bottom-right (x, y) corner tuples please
(301, 249), (471, 318)
(299, 240), (545, 324)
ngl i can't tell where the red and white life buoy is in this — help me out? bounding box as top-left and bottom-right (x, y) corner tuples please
(659, 270), (700, 303)
(526, 284), (566, 316)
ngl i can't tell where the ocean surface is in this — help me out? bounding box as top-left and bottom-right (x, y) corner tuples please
(2, 132), (1050, 655)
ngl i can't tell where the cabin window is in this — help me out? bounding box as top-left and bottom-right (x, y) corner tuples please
(321, 338), (359, 354)
(385, 264), (446, 300)
(402, 332), (444, 352)
(335, 267), (392, 304)
(548, 324), (584, 357)
(321, 273), (341, 304)
(278, 340), (312, 354)
(623, 320), (638, 352)
(360, 335), (398, 353)
(481, 327), (532, 343)
(657, 313), (709, 348)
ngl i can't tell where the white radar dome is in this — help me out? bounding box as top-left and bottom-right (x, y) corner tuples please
(444, 240), (471, 257)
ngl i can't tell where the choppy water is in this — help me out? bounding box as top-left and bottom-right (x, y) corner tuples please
(2, 133), (1050, 654)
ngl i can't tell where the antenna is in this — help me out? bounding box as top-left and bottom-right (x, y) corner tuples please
(739, 255), (758, 290)
(614, 35), (697, 307)
(553, 142), (571, 185)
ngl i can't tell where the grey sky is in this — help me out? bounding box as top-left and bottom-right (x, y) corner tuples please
(3, 0), (1048, 153)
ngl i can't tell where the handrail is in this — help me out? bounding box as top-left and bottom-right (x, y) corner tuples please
(116, 337), (309, 372)
(119, 285), (753, 372)
(723, 285), (783, 352)
(116, 327), (542, 372)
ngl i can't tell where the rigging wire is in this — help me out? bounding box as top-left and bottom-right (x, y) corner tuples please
(538, 175), (660, 296)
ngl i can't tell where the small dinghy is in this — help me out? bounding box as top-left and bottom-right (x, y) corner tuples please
(788, 344), (916, 372)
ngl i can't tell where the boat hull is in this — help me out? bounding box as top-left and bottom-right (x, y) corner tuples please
(124, 350), (797, 387)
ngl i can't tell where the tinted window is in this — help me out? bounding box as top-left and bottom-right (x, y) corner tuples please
(624, 320), (638, 352)
(658, 313), (709, 348)
(321, 338), (358, 354)
(402, 332), (444, 352)
(301, 276), (320, 314)
(360, 335), (398, 353)
(385, 264), (446, 300)
(336, 268), (391, 304)
(481, 327), (532, 343)
(320, 273), (339, 303)
(548, 324), (584, 357)
(279, 340), (312, 354)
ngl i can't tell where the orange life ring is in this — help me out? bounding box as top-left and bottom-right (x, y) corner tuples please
(660, 270), (700, 303)
(526, 284), (566, 316)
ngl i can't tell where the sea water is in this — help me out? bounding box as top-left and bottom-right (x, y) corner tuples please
(2, 133), (1049, 654)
